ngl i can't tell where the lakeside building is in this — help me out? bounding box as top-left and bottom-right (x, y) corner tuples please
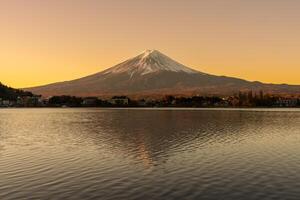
(109, 96), (129, 105)
(0, 96), (43, 107)
(0, 99), (11, 107)
(276, 98), (298, 107)
(16, 96), (43, 107)
(17, 96), (37, 107)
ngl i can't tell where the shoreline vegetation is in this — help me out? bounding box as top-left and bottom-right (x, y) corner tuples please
(1, 82), (300, 108)
(1, 93), (300, 108)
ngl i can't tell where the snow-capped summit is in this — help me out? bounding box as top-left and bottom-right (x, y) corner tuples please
(141, 49), (157, 57)
(103, 49), (199, 76)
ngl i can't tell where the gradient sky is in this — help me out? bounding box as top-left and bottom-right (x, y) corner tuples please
(1, 0), (300, 88)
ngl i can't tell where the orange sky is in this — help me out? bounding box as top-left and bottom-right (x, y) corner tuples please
(1, 0), (300, 88)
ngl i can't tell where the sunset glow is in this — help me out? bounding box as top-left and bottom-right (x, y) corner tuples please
(1, 0), (300, 88)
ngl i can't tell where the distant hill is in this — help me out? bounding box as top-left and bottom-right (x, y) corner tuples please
(25, 50), (300, 97)
(0, 82), (33, 100)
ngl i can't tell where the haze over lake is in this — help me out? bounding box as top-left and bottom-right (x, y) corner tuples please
(1, 108), (300, 200)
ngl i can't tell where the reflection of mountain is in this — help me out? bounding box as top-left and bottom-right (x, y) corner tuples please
(2, 108), (295, 168)
(76, 109), (290, 166)
(25, 50), (300, 97)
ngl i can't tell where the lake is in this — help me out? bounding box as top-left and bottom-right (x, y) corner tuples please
(0, 108), (300, 200)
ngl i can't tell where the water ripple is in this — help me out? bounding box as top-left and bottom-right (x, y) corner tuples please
(0, 108), (300, 199)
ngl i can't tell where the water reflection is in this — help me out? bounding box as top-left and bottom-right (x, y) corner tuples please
(47, 109), (299, 166)
(0, 108), (300, 200)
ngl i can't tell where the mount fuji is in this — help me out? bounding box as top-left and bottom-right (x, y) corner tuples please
(25, 50), (300, 97)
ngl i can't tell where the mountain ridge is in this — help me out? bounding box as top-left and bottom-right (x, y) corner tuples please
(25, 50), (300, 97)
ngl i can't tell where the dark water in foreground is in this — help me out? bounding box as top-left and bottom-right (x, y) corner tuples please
(0, 108), (300, 200)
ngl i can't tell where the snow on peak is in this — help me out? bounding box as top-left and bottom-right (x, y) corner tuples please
(141, 49), (157, 56)
(103, 49), (200, 76)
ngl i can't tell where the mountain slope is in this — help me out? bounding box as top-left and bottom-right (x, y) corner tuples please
(25, 50), (300, 97)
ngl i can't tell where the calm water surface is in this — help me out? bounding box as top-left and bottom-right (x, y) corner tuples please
(0, 108), (300, 200)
